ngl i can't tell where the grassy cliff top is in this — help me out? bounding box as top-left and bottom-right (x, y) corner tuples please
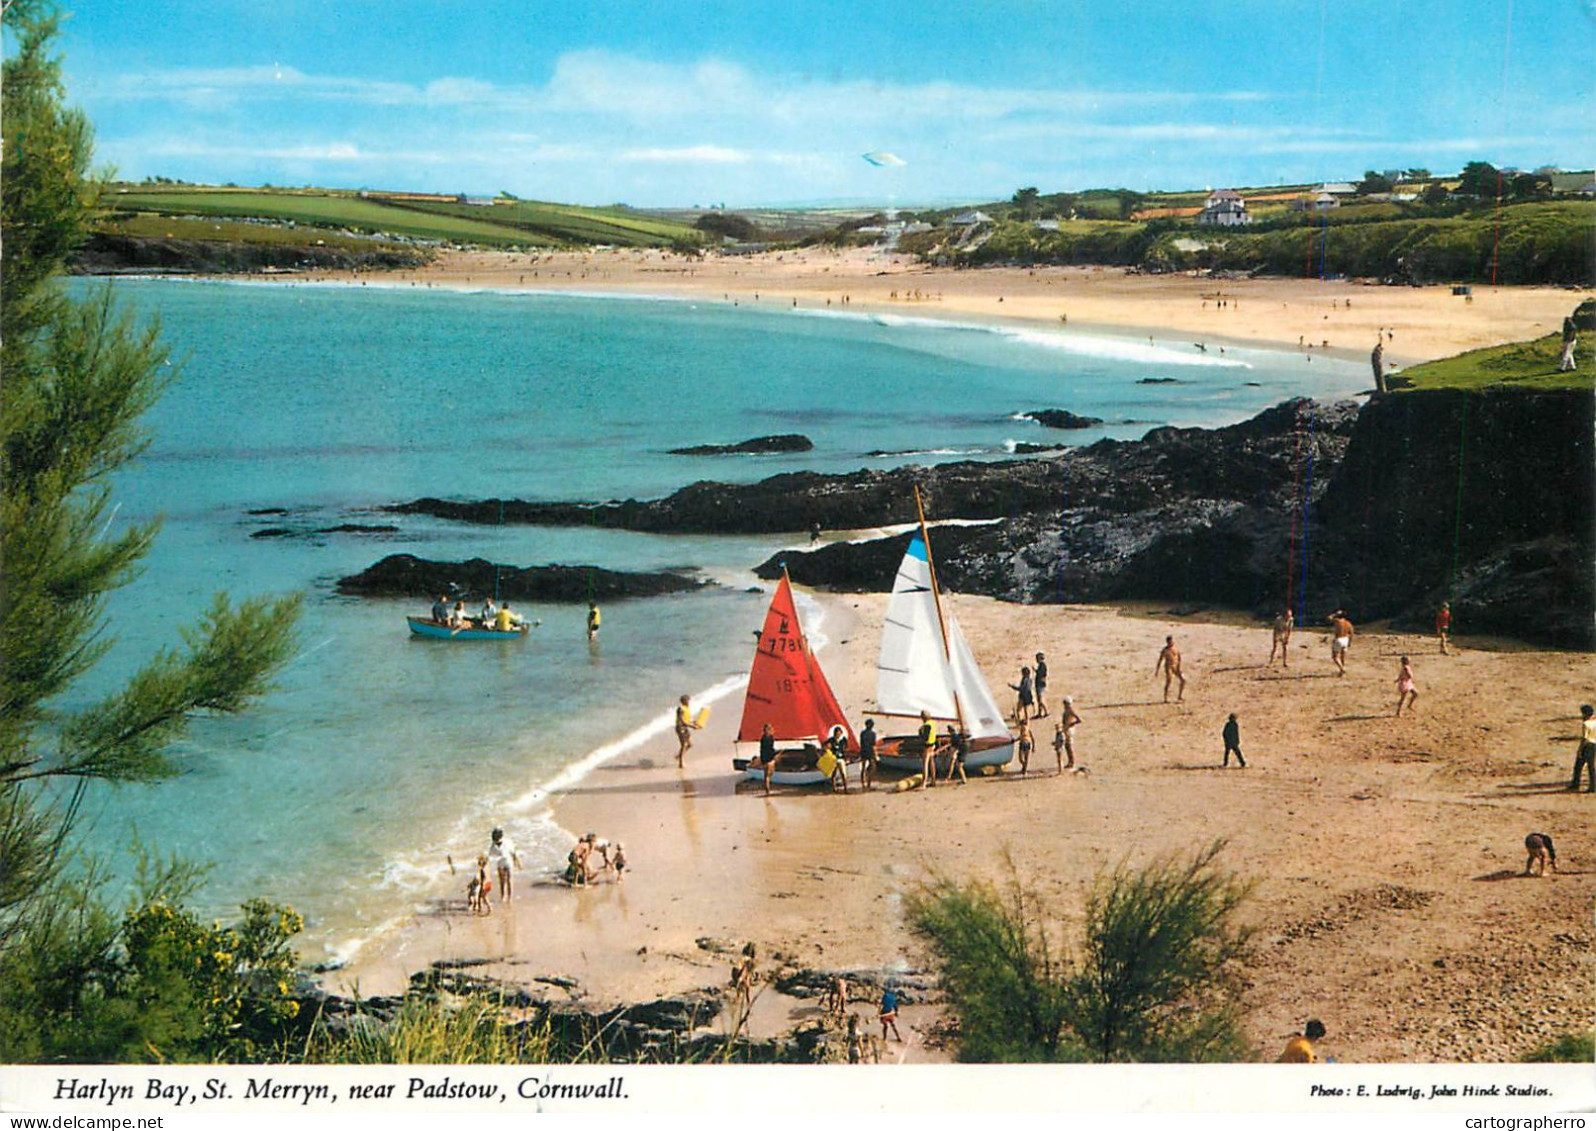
(1395, 330), (1595, 391)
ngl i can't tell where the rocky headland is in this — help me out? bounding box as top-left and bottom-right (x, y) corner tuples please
(73, 232), (431, 275)
(336, 554), (707, 602)
(384, 390), (1595, 648)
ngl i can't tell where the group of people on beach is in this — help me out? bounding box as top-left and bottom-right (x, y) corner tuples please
(563, 831), (627, 886)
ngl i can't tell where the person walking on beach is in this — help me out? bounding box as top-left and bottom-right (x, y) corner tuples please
(857, 718), (879, 791)
(1570, 704), (1596, 793)
(1010, 665), (1035, 722)
(879, 986), (903, 1043)
(1269, 609), (1294, 667)
(1394, 656), (1418, 717)
(1327, 611), (1354, 676)
(487, 826), (520, 904)
(674, 694), (701, 767)
(1435, 602), (1452, 655)
(587, 602), (601, 641)
(1222, 712), (1245, 767)
(1033, 652), (1050, 718)
(1155, 636), (1186, 702)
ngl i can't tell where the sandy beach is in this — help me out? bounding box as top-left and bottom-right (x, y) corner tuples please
(321, 249), (1596, 1064)
(338, 584), (1596, 1064)
(328, 245), (1593, 368)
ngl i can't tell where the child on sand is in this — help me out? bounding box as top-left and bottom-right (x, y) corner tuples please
(1016, 719), (1033, 775)
(1524, 833), (1557, 876)
(1394, 656), (1418, 716)
(1222, 712), (1245, 767)
(469, 855), (493, 915)
(1435, 602), (1451, 655)
(611, 842), (628, 882)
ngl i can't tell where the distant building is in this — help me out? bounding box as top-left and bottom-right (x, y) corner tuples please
(1318, 182), (1358, 197)
(1197, 189), (1252, 226)
(1550, 170), (1596, 195)
(1035, 218), (1061, 231)
(1312, 192), (1340, 212)
(949, 210), (994, 225)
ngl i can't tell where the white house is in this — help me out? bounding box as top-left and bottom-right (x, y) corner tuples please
(1197, 189), (1252, 226)
(949, 210), (994, 225)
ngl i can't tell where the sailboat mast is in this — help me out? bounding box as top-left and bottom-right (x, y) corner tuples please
(913, 485), (967, 731)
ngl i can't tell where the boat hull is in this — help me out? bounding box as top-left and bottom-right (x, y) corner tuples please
(733, 754), (835, 788)
(407, 616), (528, 641)
(876, 733), (1015, 773)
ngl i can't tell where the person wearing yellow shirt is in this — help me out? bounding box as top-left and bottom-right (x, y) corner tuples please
(917, 710), (939, 790)
(587, 602), (601, 641)
(494, 603), (523, 633)
(1277, 1019), (1326, 1063)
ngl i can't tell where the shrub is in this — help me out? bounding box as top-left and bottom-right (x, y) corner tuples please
(909, 841), (1254, 1063)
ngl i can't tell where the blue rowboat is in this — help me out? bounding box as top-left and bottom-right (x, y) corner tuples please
(406, 616), (528, 641)
(733, 754), (834, 788)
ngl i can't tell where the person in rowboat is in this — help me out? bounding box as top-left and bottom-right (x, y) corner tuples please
(494, 603), (524, 633)
(480, 596), (499, 625)
(430, 593), (451, 625)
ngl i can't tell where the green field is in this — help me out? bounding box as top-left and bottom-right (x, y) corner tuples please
(101, 186), (702, 249)
(1395, 331), (1594, 391)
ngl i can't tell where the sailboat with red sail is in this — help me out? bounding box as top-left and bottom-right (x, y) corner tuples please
(732, 569), (856, 787)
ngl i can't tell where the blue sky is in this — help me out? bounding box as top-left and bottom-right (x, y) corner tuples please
(48, 0), (1596, 206)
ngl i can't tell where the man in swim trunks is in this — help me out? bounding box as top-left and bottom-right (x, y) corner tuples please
(878, 986), (903, 1042)
(857, 718), (879, 791)
(1016, 718), (1033, 775)
(1033, 652), (1049, 718)
(1326, 611), (1353, 676)
(675, 694), (699, 767)
(1154, 636), (1186, 702)
(1269, 609), (1293, 667)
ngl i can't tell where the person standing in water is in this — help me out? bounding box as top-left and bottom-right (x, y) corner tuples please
(486, 826), (520, 903)
(587, 602), (601, 641)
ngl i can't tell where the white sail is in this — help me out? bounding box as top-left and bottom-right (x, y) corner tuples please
(875, 536), (959, 720)
(944, 613), (1011, 740)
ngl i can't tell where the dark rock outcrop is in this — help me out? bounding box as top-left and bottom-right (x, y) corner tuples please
(250, 523), (400, 539)
(668, 433), (813, 455)
(72, 232), (431, 275)
(336, 554), (706, 602)
(1022, 409), (1105, 430)
(382, 390), (1593, 648)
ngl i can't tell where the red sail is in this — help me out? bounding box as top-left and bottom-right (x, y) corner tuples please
(737, 573), (857, 747)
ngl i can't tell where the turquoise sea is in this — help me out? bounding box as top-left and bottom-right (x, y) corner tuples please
(68, 277), (1365, 964)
